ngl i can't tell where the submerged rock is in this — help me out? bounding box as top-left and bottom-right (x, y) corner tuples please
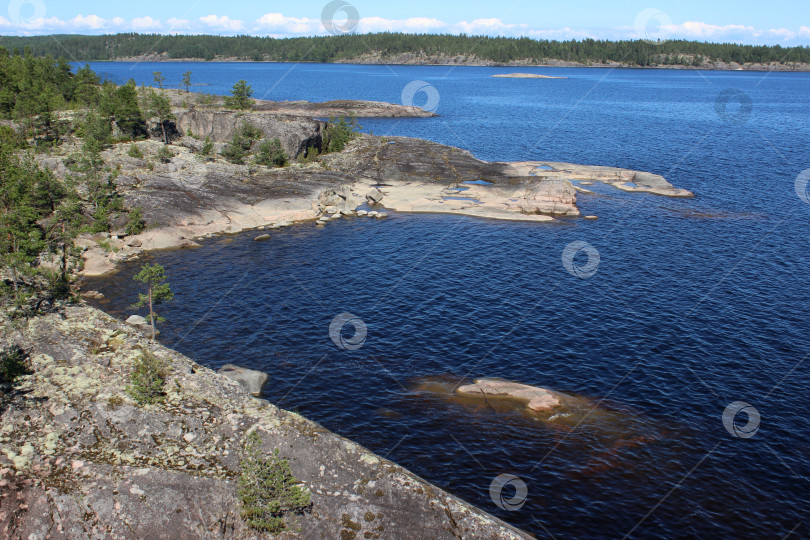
(456, 378), (561, 411)
(217, 363), (268, 395)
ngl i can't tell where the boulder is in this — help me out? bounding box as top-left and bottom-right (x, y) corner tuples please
(455, 379), (561, 412)
(366, 187), (384, 203)
(254, 234), (271, 241)
(125, 314), (147, 326)
(217, 364), (268, 396)
(125, 315), (158, 336)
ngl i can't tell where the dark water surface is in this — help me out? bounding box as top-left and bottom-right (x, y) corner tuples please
(84, 62), (810, 539)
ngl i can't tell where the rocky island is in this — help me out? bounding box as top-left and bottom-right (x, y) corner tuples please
(492, 73), (568, 79)
(0, 60), (692, 538)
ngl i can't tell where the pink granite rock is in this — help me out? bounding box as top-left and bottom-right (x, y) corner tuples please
(455, 379), (561, 412)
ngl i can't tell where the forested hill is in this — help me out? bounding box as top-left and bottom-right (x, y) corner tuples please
(1, 33), (809, 68)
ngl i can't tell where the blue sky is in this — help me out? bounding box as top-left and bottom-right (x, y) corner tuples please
(2, 0), (809, 45)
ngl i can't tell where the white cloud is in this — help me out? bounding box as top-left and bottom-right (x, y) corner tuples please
(357, 16), (447, 33)
(656, 21), (808, 44)
(0, 13), (808, 46)
(456, 18), (523, 35)
(255, 13), (319, 34)
(199, 15), (243, 32)
(131, 16), (161, 30)
(69, 14), (106, 30)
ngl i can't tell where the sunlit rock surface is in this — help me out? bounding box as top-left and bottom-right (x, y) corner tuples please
(0, 306), (531, 539)
(456, 379), (561, 412)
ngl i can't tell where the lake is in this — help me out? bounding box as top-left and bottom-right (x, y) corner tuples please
(83, 61), (810, 539)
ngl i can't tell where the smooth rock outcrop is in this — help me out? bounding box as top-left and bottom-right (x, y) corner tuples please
(174, 109), (323, 159)
(0, 306), (531, 539)
(70, 133), (692, 276)
(217, 363), (268, 395)
(253, 99), (438, 118)
(456, 378), (561, 412)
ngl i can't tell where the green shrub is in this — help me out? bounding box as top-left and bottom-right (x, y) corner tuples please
(155, 145), (174, 163)
(255, 138), (288, 167)
(126, 350), (168, 405)
(125, 207), (146, 236)
(0, 125), (26, 149)
(224, 80), (254, 110)
(42, 269), (71, 300)
(220, 122), (263, 164)
(299, 146), (321, 164)
(127, 144), (143, 158)
(201, 136), (213, 156)
(0, 346), (30, 384)
(239, 431), (311, 533)
(324, 115), (360, 153)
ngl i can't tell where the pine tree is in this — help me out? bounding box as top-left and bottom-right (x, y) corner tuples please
(132, 263), (174, 342)
(225, 80), (253, 110)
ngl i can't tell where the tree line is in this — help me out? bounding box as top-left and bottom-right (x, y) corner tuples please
(0, 48), (157, 308)
(0, 33), (808, 67)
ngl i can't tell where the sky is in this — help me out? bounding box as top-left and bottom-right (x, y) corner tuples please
(2, 0), (809, 46)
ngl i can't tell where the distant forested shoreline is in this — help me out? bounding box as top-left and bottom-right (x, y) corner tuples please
(1, 33), (809, 69)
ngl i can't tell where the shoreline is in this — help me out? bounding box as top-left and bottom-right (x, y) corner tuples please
(0, 304), (532, 538)
(76, 135), (693, 278)
(86, 57), (810, 72)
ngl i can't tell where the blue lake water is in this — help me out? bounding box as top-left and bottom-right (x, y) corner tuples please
(84, 62), (810, 539)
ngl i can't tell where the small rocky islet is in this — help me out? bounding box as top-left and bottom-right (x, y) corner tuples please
(2, 88), (693, 538)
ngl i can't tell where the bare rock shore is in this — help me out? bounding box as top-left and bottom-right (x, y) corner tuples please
(163, 89), (437, 118)
(0, 306), (530, 539)
(53, 131), (691, 277)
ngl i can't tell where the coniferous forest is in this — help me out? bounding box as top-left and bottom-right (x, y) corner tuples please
(0, 33), (808, 67)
